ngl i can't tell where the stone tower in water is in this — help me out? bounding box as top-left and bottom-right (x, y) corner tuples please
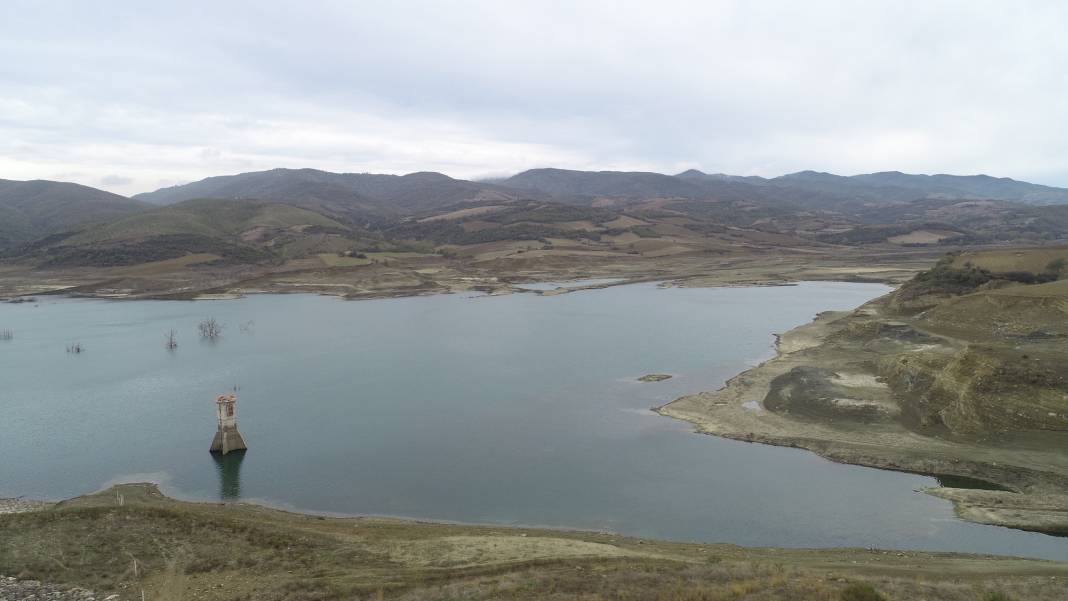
(210, 393), (247, 455)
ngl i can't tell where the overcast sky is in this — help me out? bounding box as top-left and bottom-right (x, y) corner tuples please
(2, 1), (1066, 196)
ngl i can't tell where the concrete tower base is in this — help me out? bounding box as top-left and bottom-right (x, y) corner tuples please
(210, 427), (247, 455)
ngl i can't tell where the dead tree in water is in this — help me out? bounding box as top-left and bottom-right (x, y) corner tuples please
(66, 342), (83, 354)
(0, 329), (12, 341)
(165, 329), (178, 350)
(198, 318), (224, 339)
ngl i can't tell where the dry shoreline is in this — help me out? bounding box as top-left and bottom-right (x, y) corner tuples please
(657, 300), (1068, 536)
(1, 249), (933, 302)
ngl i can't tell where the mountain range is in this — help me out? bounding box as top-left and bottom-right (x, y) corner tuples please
(136, 167), (1068, 209)
(501, 168), (1068, 207)
(3, 167), (1068, 268)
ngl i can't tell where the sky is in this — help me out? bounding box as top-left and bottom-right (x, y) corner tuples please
(1, 1), (1067, 196)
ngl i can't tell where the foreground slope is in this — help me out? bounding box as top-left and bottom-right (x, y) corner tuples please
(1, 483), (1065, 601)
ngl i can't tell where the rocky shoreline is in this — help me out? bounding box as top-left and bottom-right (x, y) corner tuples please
(0, 498), (51, 515)
(658, 291), (1068, 535)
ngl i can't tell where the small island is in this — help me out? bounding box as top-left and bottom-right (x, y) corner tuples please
(638, 373), (673, 383)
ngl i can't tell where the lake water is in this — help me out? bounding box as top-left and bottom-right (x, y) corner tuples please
(1, 282), (1065, 560)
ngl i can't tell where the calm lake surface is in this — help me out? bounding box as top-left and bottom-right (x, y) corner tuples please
(2, 282), (1065, 560)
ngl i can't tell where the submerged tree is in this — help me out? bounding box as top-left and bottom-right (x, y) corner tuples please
(165, 329), (178, 350)
(198, 318), (224, 339)
(0, 329), (12, 341)
(66, 342), (83, 354)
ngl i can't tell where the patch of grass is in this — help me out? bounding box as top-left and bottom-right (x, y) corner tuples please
(899, 252), (1062, 302)
(638, 373), (673, 382)
(950, 246), (1068, 275)
(39, 234), (272, 267)
(318, 253), (372, 267)
(840, 582), (886, 601)
(1047, 257), (1066, 277)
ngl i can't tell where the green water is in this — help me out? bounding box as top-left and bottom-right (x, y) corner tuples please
(1, 282), (1064, 559)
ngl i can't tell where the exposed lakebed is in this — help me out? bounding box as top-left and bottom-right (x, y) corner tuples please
(1, 282), (1065, 559)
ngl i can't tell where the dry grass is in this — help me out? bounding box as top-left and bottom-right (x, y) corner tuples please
(949, 246), (1068, 274)
(416, 206), (506, 222)
(985, 277), (1068, 298)
(602, 215), (650, 229)
(113, 253), (222, 275)
(887, 229), (961, 245)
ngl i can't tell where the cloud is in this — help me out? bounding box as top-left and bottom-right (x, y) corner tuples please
(1, 0), (1067, 196)
(100, 174), (132, 187)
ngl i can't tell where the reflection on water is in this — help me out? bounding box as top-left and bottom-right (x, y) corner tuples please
(212, 451), (245, 500)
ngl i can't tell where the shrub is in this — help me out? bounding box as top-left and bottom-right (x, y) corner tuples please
(999, 270), (1058, 285)
(1047, 257), (1066, 276)
(983, 592), (1015, 601)
(40, 234), (271, 268)
(840, 582), (886, 601)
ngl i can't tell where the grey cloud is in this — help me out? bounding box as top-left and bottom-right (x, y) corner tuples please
(1, 0), (1067, 196)
(100, 174), (133, 187)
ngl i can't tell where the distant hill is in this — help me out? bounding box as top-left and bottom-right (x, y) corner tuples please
(0, 179), (150, 249)
(500, 168), (1068, 207)
(500, 168), (708, 200)
(66, 198), (348, 245)
(134, 168), (529, 220)
(25, 198), (360, 267)
(766, 171), (1068, 205)
(133, 167), (1068, 226)
(6, 166), (1068, 271)
(850, 171), (1068, 204)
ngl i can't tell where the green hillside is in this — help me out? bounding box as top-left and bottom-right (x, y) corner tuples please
(66, 198), (348, 245)
(30, 199), (355, 268)
(0, 179), (150, 249)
